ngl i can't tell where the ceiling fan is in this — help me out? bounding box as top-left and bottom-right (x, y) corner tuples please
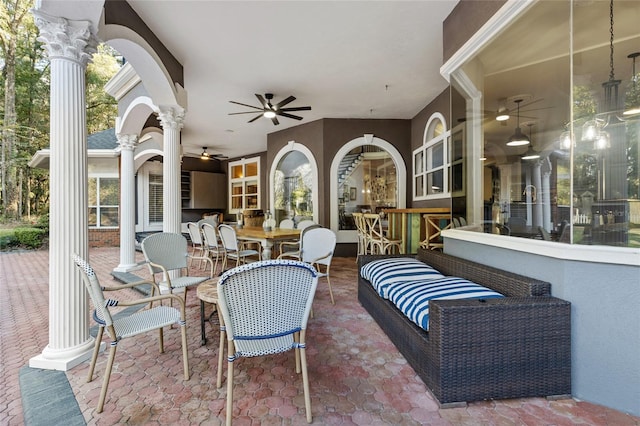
(229, 93), (311, 125)
(193, 147), (228, 160)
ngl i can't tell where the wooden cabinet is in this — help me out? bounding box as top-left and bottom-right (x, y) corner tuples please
(182, 171), (226, 209)
(229, 157), (260, 213)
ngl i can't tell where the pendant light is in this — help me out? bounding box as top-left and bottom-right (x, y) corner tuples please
(521, 123), (540, 160)
(200, 147), (210, 160)
(623, 52), (640, 116)
(506, 99), (530, 146)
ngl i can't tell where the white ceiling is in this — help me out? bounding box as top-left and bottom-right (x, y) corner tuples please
(124, 1), (459, 159)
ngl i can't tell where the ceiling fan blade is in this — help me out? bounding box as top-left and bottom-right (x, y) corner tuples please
(229, 111), (264, 115)
(281, 106), (312, 112)
(229, 100), (263, 110)
(255, 94), (268, 108)
(248, 114), (263, 123)
(278, 112), (303, 120)
(271, 116), (279, 125)
(212, 154), (229, 159)
(275, 95), (296, 109)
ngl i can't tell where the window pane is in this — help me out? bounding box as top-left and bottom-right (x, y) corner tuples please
(427, 170), (444, 194)
(428, 141), (444, 168)
(100, 207), (119, 227)
(415, 175), (424, 196)
(415, 151), (424, 174)
(99, 178), (119, 205)
(88, 207), (97, 226)
(231, 165), (243, 179)
(88, 178), (97, 205)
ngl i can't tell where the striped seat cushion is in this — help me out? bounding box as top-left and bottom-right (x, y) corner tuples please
(387, 277), (504, 331)
(360, 258), (445, 299)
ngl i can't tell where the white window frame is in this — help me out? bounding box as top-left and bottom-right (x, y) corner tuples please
(228, 156), (261, 213)
(88, 174), (119, 228)
(413, 113), (451, 201)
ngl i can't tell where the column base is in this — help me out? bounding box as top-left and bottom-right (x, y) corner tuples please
(29, 338), (103, 371)
(113, 262), (140, 272)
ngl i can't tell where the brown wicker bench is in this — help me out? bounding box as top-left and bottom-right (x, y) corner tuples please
(358, 248), (571, 407)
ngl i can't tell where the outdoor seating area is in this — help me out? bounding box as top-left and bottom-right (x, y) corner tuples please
(3, 247), (639, 425)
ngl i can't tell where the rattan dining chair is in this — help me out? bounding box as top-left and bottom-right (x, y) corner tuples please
(187, 221), (205, 268)
(216, 260), (318, 425)
(280, 226), (336, 304)
(72, 254), (189, 414)
(141, 232), (213, 302)
(218, 224), (261, 270)
(201, 222), (224, 275)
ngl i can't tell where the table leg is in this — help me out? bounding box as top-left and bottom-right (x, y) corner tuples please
(200, 300), (206, 346)
(261, 240), (273, 260)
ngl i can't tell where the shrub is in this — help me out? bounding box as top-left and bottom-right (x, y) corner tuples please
(14, 227), (47, 249)
(35, 213), (50, 231)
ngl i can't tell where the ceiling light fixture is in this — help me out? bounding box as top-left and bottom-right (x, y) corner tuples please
(521, 124), (540, 160)
(200, 147), (210, 160)
(496, 107), (510, 121)
(263, 110), (276, 119)
(623, 52), (640, 116)
(506, 99), (530, 146)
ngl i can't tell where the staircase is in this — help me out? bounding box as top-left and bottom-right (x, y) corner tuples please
(338, 152), (363, 190)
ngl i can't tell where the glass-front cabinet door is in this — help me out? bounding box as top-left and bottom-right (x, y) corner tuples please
(228, 157), (260, 213)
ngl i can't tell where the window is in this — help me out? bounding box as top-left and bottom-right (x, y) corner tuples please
(148, 174), (163, 223)
(414, 114), (450, 200)
(88, 177), (119, 228)
(229, 157), (260, 212)
(274, 151), (313, 224)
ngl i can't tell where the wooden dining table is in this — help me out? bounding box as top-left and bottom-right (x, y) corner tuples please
(235, 226), (301, 260)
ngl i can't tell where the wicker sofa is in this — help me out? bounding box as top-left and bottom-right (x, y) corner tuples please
(358, 248), (571, 407)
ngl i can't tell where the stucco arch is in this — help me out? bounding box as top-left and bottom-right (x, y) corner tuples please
(330, 135), (407, 243)
(98, 27), (184, 108)
(269, 141), (319, 224)
(117, 96), (158, 136)
(134, 129), (163, 171)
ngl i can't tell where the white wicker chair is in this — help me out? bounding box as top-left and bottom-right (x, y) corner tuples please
(72, 254), (189, 414)
(187, 221), (205, 268)
(141, 232), (213, 301)
(201, 222), (224, 275)
(216, 260), (318, 425)
(363, 213), (403, 255)
(218, 224), (261, 270)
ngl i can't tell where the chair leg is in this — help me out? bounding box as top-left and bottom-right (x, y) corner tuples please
(225, 341), (235, 426)
(159, 327), (165, 353)
(294, 331), (301, 373)
(87, 326), (104, 382)
(217, 310), (225, 388)
(325, 269), (335, 305)
(299, 330), (312, 423)
(97, 340), (118, 413)
(180, 321), (190, 380)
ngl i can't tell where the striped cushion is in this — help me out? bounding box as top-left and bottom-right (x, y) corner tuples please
(360, 258), (445, 298)
(387, 277), (504, 331)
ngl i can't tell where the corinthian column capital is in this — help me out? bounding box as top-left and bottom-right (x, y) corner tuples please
(158, 107), (185, 131)
(32, 10), (98, 66)
(117, 134), (138, 151)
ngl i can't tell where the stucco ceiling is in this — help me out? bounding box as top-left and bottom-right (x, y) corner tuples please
(121, 1), (459, 159)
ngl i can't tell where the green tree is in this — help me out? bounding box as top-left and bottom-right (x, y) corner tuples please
(0, 0), (32, 219)
(86, 44), (119, 134)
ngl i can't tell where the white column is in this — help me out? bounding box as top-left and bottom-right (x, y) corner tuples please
(30, 11), (98, 370)
(542, 169), (552, 231)
(158, 107), (184, 235)
(532, 160), (543, 228)
(114, 134), (138, 272)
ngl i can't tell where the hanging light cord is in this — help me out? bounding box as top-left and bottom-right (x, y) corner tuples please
(609, 0), (615, 81)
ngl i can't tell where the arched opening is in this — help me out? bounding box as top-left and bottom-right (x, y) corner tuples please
(330, 136), (406, 243)
(270, 142), (319, 225)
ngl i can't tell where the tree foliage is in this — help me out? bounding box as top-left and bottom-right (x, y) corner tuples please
(0, 2), (120, 221)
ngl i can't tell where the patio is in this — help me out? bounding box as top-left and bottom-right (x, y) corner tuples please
(1, 247), (638, 425)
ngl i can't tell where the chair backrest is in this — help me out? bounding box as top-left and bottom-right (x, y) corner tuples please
(301, 227), (336, 267)
(362, 213), (384, 238)
(296, 219), (316, 231)
(459, 216), (467, 226)
(217, 260), (318, 356)
(279, 219), (295, 229)
(452, 217), (461, 228)
(218, 224), (239, 251)
(141, 232), (189, 272)
(187, 222), (203, 245)
(72, 254), (114, 327)
(201, 222), (219, 249)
